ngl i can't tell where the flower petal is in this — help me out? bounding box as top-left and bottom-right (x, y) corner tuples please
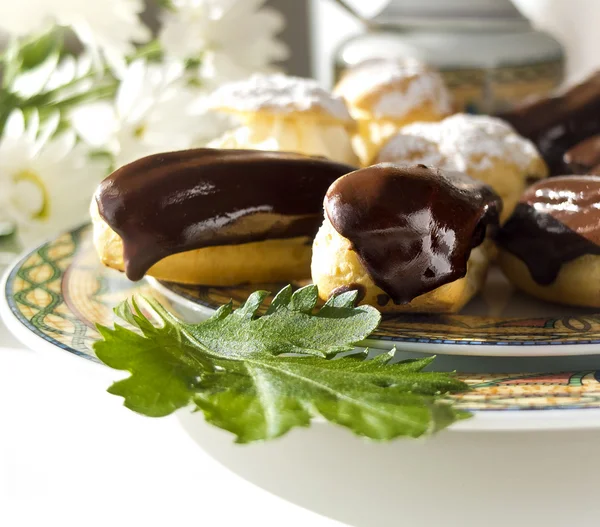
(11, 53), (60, 98)
(71, 102), (119, 148)
(4, 110), (25, 141)
(116, 59), (147, 117)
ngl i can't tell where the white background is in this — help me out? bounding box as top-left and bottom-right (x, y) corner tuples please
(310, 0), (600, 87)
(0, 341), (344, 527)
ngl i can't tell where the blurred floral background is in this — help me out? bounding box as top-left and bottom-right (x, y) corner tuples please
(0, 0), (289, 248)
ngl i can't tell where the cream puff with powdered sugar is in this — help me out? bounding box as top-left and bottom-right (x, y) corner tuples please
(207, 73), (359, 165)
(376, 114), (548, 221)
(334, 58), (452, 164)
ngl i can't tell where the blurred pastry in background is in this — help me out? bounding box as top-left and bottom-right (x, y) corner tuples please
(498, 71), (600, 176)
(92, 149), (355, 286)
(207, 73), (359, 165)
(563, 135), (600, 175)
(334, 58), (452, 164)
(497, 176), (600, 308)
(375, 114), (548, 221)
(311, 164), (501, 313)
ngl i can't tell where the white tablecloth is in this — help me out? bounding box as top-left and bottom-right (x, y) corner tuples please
(0, 308), (343, 526)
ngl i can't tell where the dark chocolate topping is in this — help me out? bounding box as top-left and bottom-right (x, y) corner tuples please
(498, 72), (600, 176)
(564, 135), (600, 174)
(520, 176), (600, 245)
(96, 149), (355, 281)
(497, 176), (600, 285)
(324, 164), (501, 304)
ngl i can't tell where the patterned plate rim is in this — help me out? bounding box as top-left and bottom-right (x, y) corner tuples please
(5, 268), (600, 432)
(6, 226), (600, 357)
(2, 242), (99, 362)
(149, 284), (600, 357)
(4, 231), (600, 431)
(145, 278), (597, 357)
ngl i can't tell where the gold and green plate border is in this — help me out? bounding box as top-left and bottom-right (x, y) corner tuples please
(3, 225), (600, 424)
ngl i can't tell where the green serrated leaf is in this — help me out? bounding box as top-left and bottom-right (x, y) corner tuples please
(94, 285), (470, 443)
(265, 284), (292, 315)
(289, 284), (319, 314)
(187, 286), (380, 359)
(235, 290), (269, 319)
(114, 299), (138, 327)
(322, 289), (359, 310)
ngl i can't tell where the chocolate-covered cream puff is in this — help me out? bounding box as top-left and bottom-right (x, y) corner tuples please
(207, 74), (358, 165)
(91, 149), (355, 285)
(311, 164), (501, 313)
(497, 176), (600, 307)
(334, 58), (452, 164)
(564, 135), (600, 175)
(375, 114), (548, 221)
(499, 71), (600, 176)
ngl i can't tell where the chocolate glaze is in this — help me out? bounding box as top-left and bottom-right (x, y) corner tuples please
(497, 176), (600, 285)
(564, 135), (600, 175)
(325, 164), (501, 304)
(498, 72), (600, 176)
(96, 149), (355, 281)
(377, 294), (391, 307)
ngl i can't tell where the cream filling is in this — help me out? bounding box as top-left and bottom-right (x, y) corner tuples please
(208, 115), (358, 166)
(353, 117), (405, 165)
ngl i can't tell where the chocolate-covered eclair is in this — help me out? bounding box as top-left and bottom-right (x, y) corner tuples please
(497, 176), (600, 307)
(311, 164), (501, 313)
(499, 71), (600, 176)
(92, 149), (356, 285)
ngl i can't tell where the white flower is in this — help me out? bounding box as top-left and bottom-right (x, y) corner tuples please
(0, 0), (150, 75)
(53, 0), (151, 75)
(45, 54), (95, 94)
(71, 60), (233, 168)
(0, 1), (48, 36)
(0, 110), (108, 247)
(160, 0), (289, 86)
(11, 53), (94, 100)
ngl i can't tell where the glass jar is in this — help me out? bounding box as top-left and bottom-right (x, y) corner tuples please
(334, 0), (564, 113)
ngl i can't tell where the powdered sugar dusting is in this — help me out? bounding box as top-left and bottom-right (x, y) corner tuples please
(336, 59), (452, 119)
(378, 134), (445, 166)
(210, 73), (353, 122)
(377, 114), (541, 171)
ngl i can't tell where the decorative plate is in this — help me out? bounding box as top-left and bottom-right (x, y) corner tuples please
(150, 258), (600, 358)
(3, 225), (600, 431)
